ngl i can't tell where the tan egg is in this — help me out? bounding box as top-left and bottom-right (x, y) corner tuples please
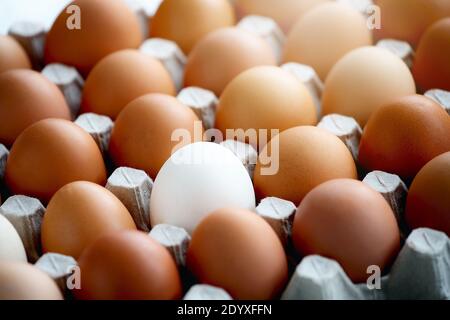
(283, 3), (373, 80)
(322, 46), (416, 126)
(184, 27), (276, 96)
(0, 262), (63, 300)
(0, 70), (71, 147)
(0, 35), (31, 74)
(41, 181), (136, 259)
(76, 230), (181, 300)
(187, 208), (288, 300)
(81, 50), (175, 119)
(215, 66), (317, 148)
(109, 94), (202, 179)
(0, 215), (27, 263)
(292, 179), (400, 283)
(359, 95), (450, 180)
(150, 0), (235, 54)
(45, 0), (142, 76)
(413, 18), (450, 92)
(5, 119), (106, 203)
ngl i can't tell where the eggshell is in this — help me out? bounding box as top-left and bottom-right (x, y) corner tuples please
(292, 179), (400, 283)
(0, 70), (71, 146)
(5, 119), (107, 203)
(109, 94), (202, 179)
(283, 3), (373, 80)
(0, 35), (31, 74)
(413, 18), (450, 92)
(150, 0), (235, 54)
(322, 46), (416, 126)
(359, 95), (450, 180)
(0, 262), (63, 300)
(150, 142), (256, 234)
(41, 181), (136, 259)
(81, 50), (175, 119)
(254, 126), (357, 205)
(184, 27), (276, 96)
(76, 230), (181, 300)
(406, 152), (450, 236)
(45, 0), (142, 75)
(0, 215), (27, 263)
(187, 208), (288, 299)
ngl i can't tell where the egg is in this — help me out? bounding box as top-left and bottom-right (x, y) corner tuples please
(359, 95), (450, 180)
(322, 46), (416, 126)
(41, 181), (136, 258)
(150, 142), (256, 234)
(0, 262), (63, 300)
(184, 27), (276, 96)
(0, 215), (27, 263)
(150, 0), (235, 54)
(0, 35), (31, 74)
(254, 126), (357, 205)
(187, 208), (288, 299)
(292, 179), (400, 283)
(0, 70), (71, 146)
(406, 152), (450, 236)
(283, 3), (373, 80)
(81, 50), (175, 119)
(45, 0), (142, 75)
(413, 18), (450, 92)
(109, 94), (202, 179)
(5, 119), (106, 203)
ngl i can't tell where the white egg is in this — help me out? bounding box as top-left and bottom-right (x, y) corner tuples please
(150, 142), (256, 233)
(0, 214), (27, 262)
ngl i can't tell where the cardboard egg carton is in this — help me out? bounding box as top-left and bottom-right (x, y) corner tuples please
(75, 113), (114, 154)
(0, 144), (8, 182)
(376, 39), (415, 68)
(177, 87), (218, 130)
(425, 89), (450, 115)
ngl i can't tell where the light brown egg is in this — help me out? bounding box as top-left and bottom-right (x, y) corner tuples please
(184, 27), (276, 96)
(150, 0), (235, 54)
(254, 126), (357, 205)
(0, 262), (63, 300)
(215, 66), (317, 148)
(413, 18), (450, 92)
(283, 2), (373, 80)
(0, 215), (27, 263)
(322, 46), (416, 126)
(45, 0), (142, 75)
(406, 152), (450, 236)
(0, 70), (71, 146)
(76, 230), (181, 300)
(374, 0), (450, 47)
(109, 94), (202, 179)
(292, 179), (400, 283)
(359, 95), (450, 180)
(187, 208), (288, 300)
(41, 181), (136, 259)
(81, 50), (175, 119)
(0, 35), (31, 74)
(5, 119), (106, 203)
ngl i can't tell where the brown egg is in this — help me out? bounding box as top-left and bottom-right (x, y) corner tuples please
(283, 3), (373, 80)
(322, 46), (416, 126)
(292, 179), (400, 283)
(187, 208), (288, 300)
(254, 126), (357, 205)
(109, 94), (202, 179)
(359, 95), (450, 180)
(215, 66), (317, 148)
(42, 181), (136, 259)
(374, 0), (450, 47)
(150, 0), (235, 54)
(184, 27), (276, 96)
(0, 262), (63, 300)
(5, 119), (106, 203)
(0, 35), (31, 74)
(406, 152), (450, 235)
(76, 230), (181, 300)
(81, 50), (175, 119)
(45, 0), (142, 75)
(413, 18), (450, 92)
(0, 70), (71, 146)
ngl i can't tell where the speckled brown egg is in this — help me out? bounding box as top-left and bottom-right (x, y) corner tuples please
(0, 35), (31, 74)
